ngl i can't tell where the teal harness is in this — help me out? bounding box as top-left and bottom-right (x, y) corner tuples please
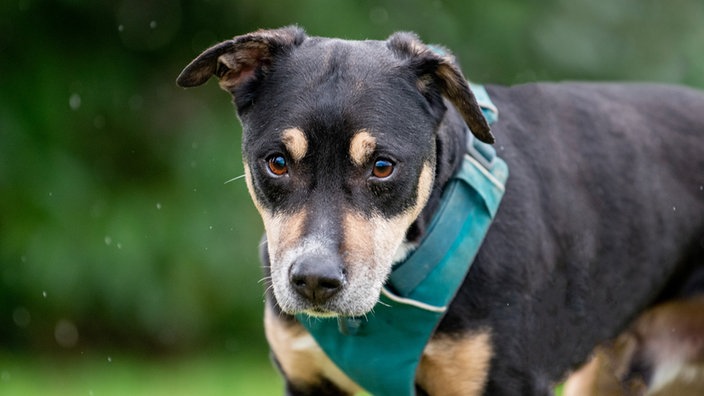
(295, 85), (508, 395)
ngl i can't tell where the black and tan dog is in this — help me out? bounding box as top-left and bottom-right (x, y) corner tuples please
(177, 26), (704, 395)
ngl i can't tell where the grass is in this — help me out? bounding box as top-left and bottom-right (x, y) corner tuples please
(0, 349), (283, 396)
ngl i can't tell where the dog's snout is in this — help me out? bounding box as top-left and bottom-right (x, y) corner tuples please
(289, 255), (345, 305)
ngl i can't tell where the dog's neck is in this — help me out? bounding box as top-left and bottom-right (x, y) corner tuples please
(404, 104), (468, 245)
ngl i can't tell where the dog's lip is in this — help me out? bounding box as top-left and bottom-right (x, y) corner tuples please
(302, 307), (339, 318)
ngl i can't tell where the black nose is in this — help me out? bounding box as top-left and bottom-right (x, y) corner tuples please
(289, 255), (345, 305)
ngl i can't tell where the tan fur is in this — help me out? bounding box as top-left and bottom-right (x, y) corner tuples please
(348, 129), (376, 166)
(564, 296), (704, 396)
(417, 330), (493, 396)
(342, 210), (375, 279)
(282, 128), (308, 162)
(562, 349), (644, 396)
(216, 44), (268, 91)
(264, 305), (363, 393)
(243, 163), (307, 261)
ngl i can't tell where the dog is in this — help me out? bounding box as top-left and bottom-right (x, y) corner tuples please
(177, 26), (704, 395)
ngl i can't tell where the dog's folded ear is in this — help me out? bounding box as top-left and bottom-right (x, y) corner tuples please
(387, 32), (494, 144)
(176, 25), (306, 97)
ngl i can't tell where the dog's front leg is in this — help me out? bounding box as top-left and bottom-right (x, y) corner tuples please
(265, 304), (362, 395)
(416, 330), (493, 396)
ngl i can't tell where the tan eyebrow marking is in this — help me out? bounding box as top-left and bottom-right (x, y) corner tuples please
(282, 128), (308, 162)
(349, 129), (377, 166)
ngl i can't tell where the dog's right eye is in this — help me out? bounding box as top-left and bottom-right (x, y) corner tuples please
(266, 155), (288, 176)
(372, 158), (394, 179)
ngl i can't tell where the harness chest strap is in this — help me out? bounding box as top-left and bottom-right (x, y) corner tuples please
(295, 84), (508, 395)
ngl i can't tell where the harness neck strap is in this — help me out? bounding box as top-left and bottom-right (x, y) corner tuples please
(295, 84), (508, 396)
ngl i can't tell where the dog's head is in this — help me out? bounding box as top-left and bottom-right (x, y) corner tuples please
(178, 26), (492, 317)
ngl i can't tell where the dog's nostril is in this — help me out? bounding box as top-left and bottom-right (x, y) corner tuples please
(319, 277), (342, 290)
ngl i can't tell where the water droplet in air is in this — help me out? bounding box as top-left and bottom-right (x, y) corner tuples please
(54, 319), (79, 348)
(42, 291), (47, 298)
(12, 307), (31, 327)
(118, 25), (124, 32)
(105, 236), (112, 246)
(149, 20), (157, 29)
(156, 202), (162, 210)
(107, 356), (112, 363)
(69, 93), (81, 110)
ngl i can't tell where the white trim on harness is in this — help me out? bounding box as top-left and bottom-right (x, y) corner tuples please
(380, 287), (448, 313)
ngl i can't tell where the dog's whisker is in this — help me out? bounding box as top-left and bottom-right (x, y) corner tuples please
(224, 174), (246, 184)
(376, 299), (391, 308)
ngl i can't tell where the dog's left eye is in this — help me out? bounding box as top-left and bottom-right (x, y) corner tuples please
(267, 155), (288, 176)
(372, 158), (394, 179)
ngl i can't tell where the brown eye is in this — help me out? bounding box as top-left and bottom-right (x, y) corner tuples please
(372, 159), (394, 179)
(267, 155), (288, 176)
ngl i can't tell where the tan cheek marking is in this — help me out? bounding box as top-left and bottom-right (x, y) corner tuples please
(417, 330), (493, 396)
(342, 211), (375, 274)
(349, 129), (377, 167)
(274, 210), (307, 260)
(243, 162), (306, 260)
(282, 127), (308, 162)
(265, 305), (362, 393)
(342, 163), (434, 272)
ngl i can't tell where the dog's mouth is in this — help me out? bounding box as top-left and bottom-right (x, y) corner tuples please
(304, 307), (341, 317)
(271, 256), (387, 318)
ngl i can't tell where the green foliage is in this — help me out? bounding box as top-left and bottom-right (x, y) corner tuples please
(0, 350), (283, 395)
(1, 0), (703, 353)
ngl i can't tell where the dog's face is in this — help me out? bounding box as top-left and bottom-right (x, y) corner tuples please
(178, 26), (492, 317)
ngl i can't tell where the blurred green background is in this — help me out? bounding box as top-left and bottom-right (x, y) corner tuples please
(1, 0), (703, 394)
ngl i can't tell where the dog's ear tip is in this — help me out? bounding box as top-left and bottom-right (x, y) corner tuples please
(175, 68), (209, 88)
(175, 74), (192, 88)
(478, 131), (495, 144)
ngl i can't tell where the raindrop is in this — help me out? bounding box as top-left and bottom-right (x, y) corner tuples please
(209, 226), (213, 230)
(369, 7), (388, 25)
(93, 115), (105, 129)
(107, 356), (112, 363)
(116, 243), (123, 249)
(42, 291), (47, 298)
(1, 370), (10, 382)
(69, 93), (81, 110)
(128, 94), (143, 111)
(673, 206), (677, 212)
(156, 202), (162, 210)
(12, 307), (31, 328)
(105, 236), (112, 246)
(118, 24), (124, 32)
(54, 319), (79, 348)
(150, 20), (157, 29)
